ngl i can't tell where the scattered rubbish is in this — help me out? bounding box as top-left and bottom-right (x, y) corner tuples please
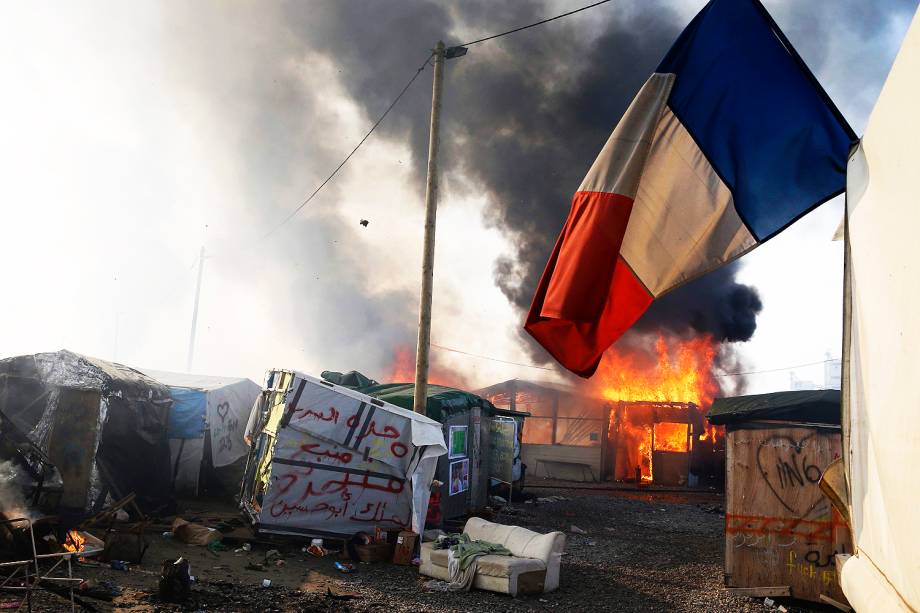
(311, 538), (324, 547)
(172, 517), (221, 546)
(325, 587), (358, 601)
(334, 561), (356, 573)
(777, 606), (788, 612)
(540, 598), (549, 603)
(245, 562), (266, 572)
(242, 542), (252, 551)
(604, 527), (616, 532)
(265, 549), (282, 563)
(261, 579), (272, 588)
(411, 556), (421, 566)
(524, 499), (534, 504)
(274, 559), (286, 567)
(490, 495), (507, 505)
(159, 557), (192, 603)
(764, 597), (775, 608)
(110, 560), (129, 571)
(570, 525), (587, 535)
(207, 541), (228, 552)
(162, 531), (173, 539)
(0, 601), (22, 610)
(586, 540), (596, 546)
(423, 579), (450, 592)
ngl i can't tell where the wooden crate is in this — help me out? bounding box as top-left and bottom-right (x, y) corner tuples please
(724, 424), (852, 604)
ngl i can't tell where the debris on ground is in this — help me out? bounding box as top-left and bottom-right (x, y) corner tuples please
(570, 525), (588, 535)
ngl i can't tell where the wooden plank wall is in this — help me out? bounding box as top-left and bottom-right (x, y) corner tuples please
(725, 425), (851, 604)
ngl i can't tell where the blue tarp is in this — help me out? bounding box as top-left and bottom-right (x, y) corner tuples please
(166, 387), (206, 438)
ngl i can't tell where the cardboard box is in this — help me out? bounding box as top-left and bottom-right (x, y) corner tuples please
(392, 531), (419, 566)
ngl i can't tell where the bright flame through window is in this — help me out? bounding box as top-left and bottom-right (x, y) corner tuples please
(653, 422), (689, 453)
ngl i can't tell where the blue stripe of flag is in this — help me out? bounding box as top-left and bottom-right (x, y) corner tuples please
(657, 0), (856, 242)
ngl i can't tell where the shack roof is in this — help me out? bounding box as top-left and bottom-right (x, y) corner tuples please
(708, 389), (841, 426)
(320, 370), (518, 423)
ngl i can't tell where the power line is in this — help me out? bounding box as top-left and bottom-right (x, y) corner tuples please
(258, 54), (433, 241)
(431, 342), (555, 371)
(714, 358), (840, 378)
(458, 0), (614, 47)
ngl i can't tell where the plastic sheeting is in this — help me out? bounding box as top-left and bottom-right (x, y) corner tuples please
(841, 7), (920, 610)
(0, 350), (173, 513)
(167, 388), (207, 439)
(244, 372), (446, 537)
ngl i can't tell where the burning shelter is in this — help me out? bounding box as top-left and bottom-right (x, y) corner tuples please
(479, 378), (722, 488)
(0, 350), (173, 516)
(140, 369), (261, 496)
(240, 370), (446, 538)
(709, 389), (849, 604)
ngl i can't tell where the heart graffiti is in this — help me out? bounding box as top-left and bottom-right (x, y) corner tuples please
(755, 433), (825, 517)
(216, 401), (230, 422)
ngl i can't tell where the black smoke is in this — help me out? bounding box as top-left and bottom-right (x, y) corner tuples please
(278, 0), (765, 364)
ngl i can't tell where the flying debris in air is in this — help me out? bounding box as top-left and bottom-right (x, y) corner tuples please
(359, 219), (369, 227)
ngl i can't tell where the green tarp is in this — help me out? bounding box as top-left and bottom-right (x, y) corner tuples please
(320, 370), (499, 423)
(708, 389), (841, 426)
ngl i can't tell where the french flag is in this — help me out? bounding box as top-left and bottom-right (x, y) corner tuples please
(525, 0), (857, 378)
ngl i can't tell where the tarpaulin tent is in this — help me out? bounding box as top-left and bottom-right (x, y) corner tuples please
(140, 370), (261, 496)
(0, 350), (173, 515)
(836, 6), (920, 609)
(240, 371), (446, 538)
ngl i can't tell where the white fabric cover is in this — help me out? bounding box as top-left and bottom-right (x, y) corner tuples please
(842, 7), (920, 610)
(141, 369), (262, 467)
(420, 518), (565, 596)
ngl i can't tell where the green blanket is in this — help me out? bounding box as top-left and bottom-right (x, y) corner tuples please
(450, 533), (512, 571)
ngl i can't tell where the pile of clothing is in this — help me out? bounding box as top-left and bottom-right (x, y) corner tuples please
(424, 533), (511, 591)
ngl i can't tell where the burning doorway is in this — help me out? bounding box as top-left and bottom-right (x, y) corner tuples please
(609, 401), (698, 486)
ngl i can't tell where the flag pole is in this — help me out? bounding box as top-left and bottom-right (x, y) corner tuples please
(413, 42), (445, 415)
(187, 245), (205, 373)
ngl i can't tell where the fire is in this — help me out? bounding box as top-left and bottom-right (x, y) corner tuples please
(593, 334), (720, 407)
(63, 530), (86, 554)
(597, 334), (724, 483)
(654, 422), (689, 453)
(384, 346), (459, 387)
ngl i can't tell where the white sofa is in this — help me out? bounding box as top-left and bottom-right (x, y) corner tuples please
(419, 517), (565, 596)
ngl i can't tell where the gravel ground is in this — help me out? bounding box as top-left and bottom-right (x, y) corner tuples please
(7, 488), (840, 612)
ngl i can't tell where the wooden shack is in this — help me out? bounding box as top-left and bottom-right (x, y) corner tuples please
(709, 389), (851, 606)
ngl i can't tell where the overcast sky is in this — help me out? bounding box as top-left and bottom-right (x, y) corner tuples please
(0, 0), (915, 395)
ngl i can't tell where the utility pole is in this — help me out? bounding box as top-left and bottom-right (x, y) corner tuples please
(413, 42), (446, 415)
(187, 246), (205, 373)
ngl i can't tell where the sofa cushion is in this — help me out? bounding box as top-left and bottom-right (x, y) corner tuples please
(428, 546), (450, 568)
(464, 517), (562, 564)
(475, 554), (546, 579)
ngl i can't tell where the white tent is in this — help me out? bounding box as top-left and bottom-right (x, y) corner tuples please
(141, 369), (261, 495)
(241, 371), (446, 537)
(838, 6), (920, 610)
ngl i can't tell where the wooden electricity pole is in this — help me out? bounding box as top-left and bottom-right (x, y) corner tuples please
(413, 42), (446, 415)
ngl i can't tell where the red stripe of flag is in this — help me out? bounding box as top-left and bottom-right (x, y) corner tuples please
(524, 191), (652, 377)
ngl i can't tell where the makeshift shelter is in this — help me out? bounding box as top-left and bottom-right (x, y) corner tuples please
(240, 371), (446, 538)
(140, 370), (261, 496)
(835, 7), (920, 610)
(0, 350), (173, 515)
(324, 372), (528, 523)
(478, 379), (608, 482)
(708, 390), (850, 604)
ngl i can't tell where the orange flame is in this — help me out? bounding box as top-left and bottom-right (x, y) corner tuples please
(593, 334), (720, 407)
(384, 346), (459, 388)
(596, 334), (724, 483)
(63, 530), (86, 554)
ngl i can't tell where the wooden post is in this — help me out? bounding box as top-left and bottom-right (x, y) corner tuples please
(413, 42), (446, 415)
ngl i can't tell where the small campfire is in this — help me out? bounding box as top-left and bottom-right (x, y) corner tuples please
(63, 529), (87, 554)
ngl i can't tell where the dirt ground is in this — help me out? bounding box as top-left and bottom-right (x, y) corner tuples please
(10, 487), (842, 613)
